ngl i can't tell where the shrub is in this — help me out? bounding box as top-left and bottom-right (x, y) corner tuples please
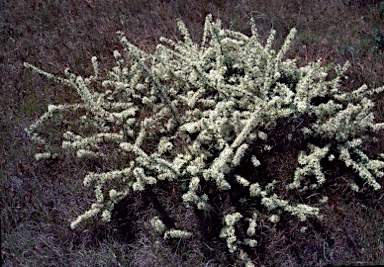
(24, 14), (384, 266)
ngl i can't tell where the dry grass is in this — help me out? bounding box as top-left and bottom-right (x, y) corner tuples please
(1, 0), (384, 266)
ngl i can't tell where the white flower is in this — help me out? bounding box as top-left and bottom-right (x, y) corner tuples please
(224, 212), (243, 226)
(232, 144), (248, 166)
(34, 152), (55, 161)
(151, 216), (166, 234)
(296, 101), (307, 113)
(251, 155), (261, 168)
(235, 175), (250, 187)
(319, 196), (328, 204)
(285, 204), (319, 221)
(249, 183), (262, 197)
(263, 145), (272, 151)
(101, 210), (111, 222)
(269, 214), (280, 223)
(48, 104), (58, 112)
(186, 165), (199, 176)
(70, 204), (103, 229)
(258, 131), (268, 140)
(189, 176), (200, 191)
(164, 229), (192, 239)
(261, 194), (288, 210)
(246, 213), (258, 236)
(244, 238), (258, 247)
(349, 182), (360, 192)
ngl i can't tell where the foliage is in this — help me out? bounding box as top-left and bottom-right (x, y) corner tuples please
(24, 14), (384, 266)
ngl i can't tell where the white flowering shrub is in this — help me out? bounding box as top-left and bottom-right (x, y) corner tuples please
(24, 15), (384, 266)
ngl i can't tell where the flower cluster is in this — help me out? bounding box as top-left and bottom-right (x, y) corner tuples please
(220, 212), (243, 253)
(150, 216), (166, 234)
(287, 145), (329, 191)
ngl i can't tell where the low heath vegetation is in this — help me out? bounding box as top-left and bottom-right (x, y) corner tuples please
(24, 14), (384, 266)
